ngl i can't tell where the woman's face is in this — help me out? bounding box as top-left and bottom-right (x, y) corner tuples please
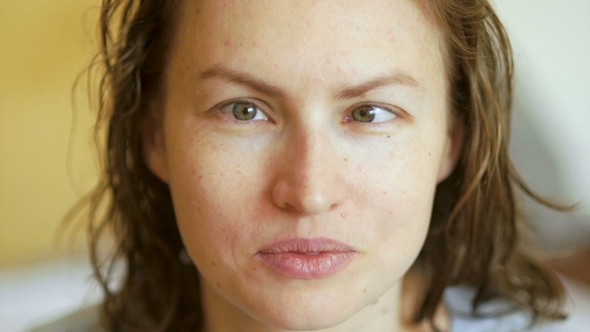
(146, 0), (460, 330)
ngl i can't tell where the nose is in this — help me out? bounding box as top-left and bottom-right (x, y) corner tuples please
(271, 126), (346, 216)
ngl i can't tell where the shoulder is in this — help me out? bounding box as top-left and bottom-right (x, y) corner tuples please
(28, 305), (103, 332)
(444, 286), (572, 332)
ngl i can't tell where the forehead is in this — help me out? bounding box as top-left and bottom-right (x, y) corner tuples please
(168, 0), (445, 97)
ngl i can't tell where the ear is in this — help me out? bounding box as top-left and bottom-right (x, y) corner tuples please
(142, 105), (169, 183)
(437, 118), (465, 183)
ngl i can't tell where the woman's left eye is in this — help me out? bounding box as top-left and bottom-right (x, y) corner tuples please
(346, 105), (397, 123)
(219, 102), (269, 121)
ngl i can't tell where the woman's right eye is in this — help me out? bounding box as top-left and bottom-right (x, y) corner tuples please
(220, 102), (269, 121)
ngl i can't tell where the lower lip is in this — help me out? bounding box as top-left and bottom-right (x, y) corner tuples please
(256, 251), (356, 279)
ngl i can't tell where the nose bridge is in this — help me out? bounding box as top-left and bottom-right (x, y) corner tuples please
(295, 125), (330, 183)
(272, 122), (344, 216)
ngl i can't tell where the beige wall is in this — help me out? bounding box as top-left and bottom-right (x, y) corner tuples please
(0, 0), (101, 266)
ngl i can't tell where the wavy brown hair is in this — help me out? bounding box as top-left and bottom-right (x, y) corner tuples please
(82, 0), (567, 330)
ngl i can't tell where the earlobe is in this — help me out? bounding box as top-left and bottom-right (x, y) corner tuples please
(437, 120), (465, 183)
(142, 109), (169, 183)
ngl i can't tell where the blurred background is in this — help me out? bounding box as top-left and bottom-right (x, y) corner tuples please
(0, 0), (103, 330)
(0, 0), (588, 331)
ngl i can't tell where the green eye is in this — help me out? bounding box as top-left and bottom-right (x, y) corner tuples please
(350, 105), (396, 123)
(232, 103), (258, 121)
(218, 101), (270, 122)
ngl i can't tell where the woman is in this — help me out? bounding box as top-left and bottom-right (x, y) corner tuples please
(73, 0), (568, 331)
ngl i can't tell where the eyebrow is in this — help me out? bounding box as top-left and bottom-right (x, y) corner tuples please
(199, 65), (286, 98)
(198, 65), (421, 100)
(334, 72), (422, 100)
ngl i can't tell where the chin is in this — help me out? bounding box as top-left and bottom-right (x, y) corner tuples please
(253, 306), (353, 331)
(237, 286), (361, 331)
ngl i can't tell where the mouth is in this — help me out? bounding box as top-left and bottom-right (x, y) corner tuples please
(256, 237), (357, 279)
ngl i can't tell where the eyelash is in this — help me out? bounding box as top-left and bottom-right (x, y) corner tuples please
(214, 99), (399, 125)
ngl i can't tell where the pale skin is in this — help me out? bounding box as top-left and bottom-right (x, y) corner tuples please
(144, 0), (463, 331)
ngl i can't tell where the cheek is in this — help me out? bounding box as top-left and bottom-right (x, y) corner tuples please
(354, 133), (443, 252)
(167, 133), (272, 268)
(358, 134), (442, 212)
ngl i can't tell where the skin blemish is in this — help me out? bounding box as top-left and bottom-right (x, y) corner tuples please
(343, 158), (348, 162)
(363, 288), (367, 293)
(341, 212), (347, 218)
(211, 261), (216, 267)
(224, 39), (232, 46)
(387, 135), (391, 138)
(381, 307), (389, 315)
(383, 191), (387, 195)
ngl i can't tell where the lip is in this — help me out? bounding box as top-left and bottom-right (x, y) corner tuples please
(255, 237), (357, 279)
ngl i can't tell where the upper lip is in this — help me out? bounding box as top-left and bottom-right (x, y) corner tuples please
(257, 237), (356, 254)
